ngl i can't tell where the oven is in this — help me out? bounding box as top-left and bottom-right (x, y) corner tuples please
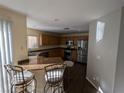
(66, 40), (74, 46)
(64, 49), (72, 61)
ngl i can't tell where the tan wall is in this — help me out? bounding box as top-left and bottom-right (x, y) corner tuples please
(0, 6), (28, 64)
(27, 28), (41, 36)
(27, 28), (60, 36)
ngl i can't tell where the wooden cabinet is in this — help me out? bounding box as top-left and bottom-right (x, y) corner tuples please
(40, 33), (88, 62)
(60, 35), (88, 45)
(42, 34), (49, 45)
(49, 49), (61, 57)
(41, 34), (60, 46)
(72, 50), (77, 62)
(49, 36), (60, 45)
(60, 36), (67, 45)
(48, 48), (76, 61)
(60, 49), (64, 59)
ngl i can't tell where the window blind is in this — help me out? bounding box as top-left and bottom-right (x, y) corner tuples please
(0, 19), (12, 93)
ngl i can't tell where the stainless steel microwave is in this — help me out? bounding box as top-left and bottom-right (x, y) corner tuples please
(66, 40), (74, 46)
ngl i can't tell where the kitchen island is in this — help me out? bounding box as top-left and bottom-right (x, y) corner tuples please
(19, 57), (64, 70)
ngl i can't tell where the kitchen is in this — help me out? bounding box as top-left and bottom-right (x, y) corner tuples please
(27, 28), (89, 64)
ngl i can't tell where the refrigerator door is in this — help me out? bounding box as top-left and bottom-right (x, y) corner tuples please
(77, 40), (88, 63)
(77, 55), (87, 63)
(77, 40), (81, 47)
(80, 40), (84, 48)
(77, 40), (86, 48)
(77, 49), (83, 56)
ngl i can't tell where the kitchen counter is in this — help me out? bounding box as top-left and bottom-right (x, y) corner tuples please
(28, 45), (77, 52)
(28, 46), (60, 52)
(19, 57), (64, 70)
(19, 64), (53, 71)
(29, 56), (64, 64)
(28, 46), (77, 62)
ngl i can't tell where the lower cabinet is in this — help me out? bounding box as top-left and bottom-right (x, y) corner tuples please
(72, 50), (77, 62)
(31, 48), (77, 62)
(48, 49), (62, 57)
(48, 48), (77, 62)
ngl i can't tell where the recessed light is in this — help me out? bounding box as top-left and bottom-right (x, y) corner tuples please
(64, 28), (70, 30)
(54, 19), (59, 21)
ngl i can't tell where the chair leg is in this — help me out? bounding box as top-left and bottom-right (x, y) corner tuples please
(44, 83), (47, 93)
(53, 87), (57, 93)
(11, 85), (26, 93)
(34, 77), (37, 93)
(11, 85), (14, 93)
(53, 86), (64, 93)
(61, 86), (64, 93)
(26, 76), (37, 93)
(58, 86), (60, 93)
(44, 83), (50, 93)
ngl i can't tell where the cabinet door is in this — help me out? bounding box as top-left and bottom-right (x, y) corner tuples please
(60, 49), (64, 58)
(72, 50), (77, 62)
(55, 36), (60, 45)
(42, 34), (60, 46)
(76, 36), (89, 40)
(42, 34), (49, 45)
(48, 35), (52, 45)
(60, 36), (67, 45)
(52, 36), (59, 45)
(49, 49), (61, 57)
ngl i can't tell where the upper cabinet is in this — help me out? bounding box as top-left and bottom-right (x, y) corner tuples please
(27, 28), (89, 47)
(60, 36), (67, 45)
(41, 33), (60, 46)
(60, 35), (89, 45)
(27, 29), (61, 47)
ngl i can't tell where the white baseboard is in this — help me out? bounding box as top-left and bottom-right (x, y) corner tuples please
(86, 77), (104, 93)
(86, 77), (98, 90)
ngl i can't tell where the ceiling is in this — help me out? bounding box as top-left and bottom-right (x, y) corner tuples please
(0, 0), (124, 33)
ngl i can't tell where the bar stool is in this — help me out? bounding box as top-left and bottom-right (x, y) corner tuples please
(4, 64), (37, 93)
(44, 64), (66, 93)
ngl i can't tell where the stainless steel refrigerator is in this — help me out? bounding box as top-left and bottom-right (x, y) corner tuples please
(77, 40), (88, 63)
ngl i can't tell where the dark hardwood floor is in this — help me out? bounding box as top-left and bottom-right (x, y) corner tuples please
(63, 63), (98, 93)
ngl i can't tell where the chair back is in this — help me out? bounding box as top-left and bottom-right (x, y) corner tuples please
(4, 65), (25, 86)
(44, 64), (66, 85)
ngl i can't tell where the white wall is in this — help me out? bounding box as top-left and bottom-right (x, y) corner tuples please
(87, 9), (121, 93)
(114, 8), (124, 93)
(0, 6), (28, 64)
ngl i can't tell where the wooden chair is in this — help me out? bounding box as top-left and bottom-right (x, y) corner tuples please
(44, 64), (66, 93)
(4, 64), (37, 93)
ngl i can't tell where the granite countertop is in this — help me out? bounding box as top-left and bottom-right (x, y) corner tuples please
(28, 45), (77, 52)
(28, 45), (60, 52)
(19, 57), (64, 70)
(29, 56), (64, 64)
(20, 64), (53, 71)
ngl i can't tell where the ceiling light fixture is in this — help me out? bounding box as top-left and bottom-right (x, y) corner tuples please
(64, 28), (70, 30)
(54, 19), (59, 21)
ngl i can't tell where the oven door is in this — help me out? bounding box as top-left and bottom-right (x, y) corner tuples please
(66, 41), (74, 46)
(64, 49), (72, 60)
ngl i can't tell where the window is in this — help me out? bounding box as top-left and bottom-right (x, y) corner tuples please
(27, 36), (38, 49)
(96, 21), (105, 43)
(0, 20), (12, 93)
